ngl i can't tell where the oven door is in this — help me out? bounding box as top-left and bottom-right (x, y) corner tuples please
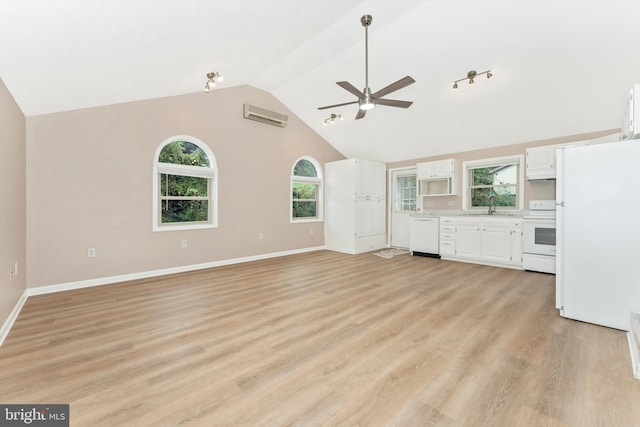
(523, 219), (556, 256)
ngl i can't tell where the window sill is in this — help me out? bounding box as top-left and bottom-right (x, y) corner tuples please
(291, 218), (323, 224)
(153, 223), (218, 232)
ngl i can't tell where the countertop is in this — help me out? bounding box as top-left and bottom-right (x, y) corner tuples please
(411, 210), (528, 218)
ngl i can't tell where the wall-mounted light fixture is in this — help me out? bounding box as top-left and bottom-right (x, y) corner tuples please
(204, 72), (223, 93)
(323, 113), (343, 126)
(452, 69), (492, 89)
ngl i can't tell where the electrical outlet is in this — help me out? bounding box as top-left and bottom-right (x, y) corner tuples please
(181, 240), (188, 248)
(14, 262), (18, 276)
(88, 248), (96, 257)
(309, 228), (314, 235)
(259, 232), (264, 240)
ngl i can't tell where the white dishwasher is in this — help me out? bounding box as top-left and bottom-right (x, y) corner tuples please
(409, 216), (440, 258)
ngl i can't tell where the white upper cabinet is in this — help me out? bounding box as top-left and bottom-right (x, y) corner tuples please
(526, 141), (593, 180)
(416, 159), (458, 196)
(526, 145), (557, 180)
(417, 159), (456, 179)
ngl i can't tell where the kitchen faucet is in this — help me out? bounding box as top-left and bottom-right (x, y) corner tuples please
(488, 194), (496, 215)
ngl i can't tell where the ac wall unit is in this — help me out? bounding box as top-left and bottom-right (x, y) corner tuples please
(243, 103), (288, 127)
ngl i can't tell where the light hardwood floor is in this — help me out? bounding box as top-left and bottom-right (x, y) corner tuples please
(1, 250), (639, 426)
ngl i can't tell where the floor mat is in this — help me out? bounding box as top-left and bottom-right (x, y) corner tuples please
(373, 249), (409, 259)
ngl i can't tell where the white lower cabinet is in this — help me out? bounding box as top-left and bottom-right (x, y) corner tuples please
(439, 216), (523, 269)
(455, 224), (482, 258)
(482, 225), (512, 263)
(509, 226), (522, 265)
(439, 217), (456, 256)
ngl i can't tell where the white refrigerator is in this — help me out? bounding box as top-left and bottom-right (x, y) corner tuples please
(556, 141), (640, 331)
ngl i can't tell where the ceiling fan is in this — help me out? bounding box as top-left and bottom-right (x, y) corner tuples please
(318, 14), (415, 120)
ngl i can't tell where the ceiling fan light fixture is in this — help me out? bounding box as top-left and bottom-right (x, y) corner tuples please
(359, 87), (376, 110)
(359, 99), (376, 110)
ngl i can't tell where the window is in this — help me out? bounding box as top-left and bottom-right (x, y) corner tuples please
(395, 174), (416, 211)
(291, 157), (322, 222)
(153, 136), (217, 231)
(462, 155), (524, 211)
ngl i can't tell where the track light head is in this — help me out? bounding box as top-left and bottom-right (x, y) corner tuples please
(204, 72), (223, 93)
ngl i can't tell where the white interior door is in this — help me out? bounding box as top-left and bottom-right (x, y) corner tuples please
(389, 167), (417, 249)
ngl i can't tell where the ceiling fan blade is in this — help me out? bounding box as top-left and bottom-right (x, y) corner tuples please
(337, 81), (365, 98)
(355, 109), (366, 120)
(317, 100), (359, 110)
(375, 98), (413, 109)
(371, 76), (415, 99)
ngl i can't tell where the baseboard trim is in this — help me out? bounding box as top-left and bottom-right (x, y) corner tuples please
(0, 290), (29, 347)
(440, 255), (524, 271)
(627, 332), (640, 379)
(27, 246), (326, 297)
(628, 311), (640, 380)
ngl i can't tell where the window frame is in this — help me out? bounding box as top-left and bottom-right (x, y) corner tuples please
(152, 135), (218, 232)
(462, 154), (524, 212)
(290, 156), (323, 223)
(394, 172), (417, 213)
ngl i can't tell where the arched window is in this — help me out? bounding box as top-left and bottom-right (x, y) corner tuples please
(291, 156), (322, 222)
(153, 136), (218, 231)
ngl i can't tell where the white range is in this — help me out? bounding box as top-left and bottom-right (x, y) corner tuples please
(522, 200), (556, 274)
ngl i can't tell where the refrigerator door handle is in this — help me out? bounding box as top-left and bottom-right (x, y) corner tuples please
(555, 147), (565, 206)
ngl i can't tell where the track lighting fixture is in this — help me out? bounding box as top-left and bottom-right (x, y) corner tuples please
(204, 72), (223, 93)
(452, 69), (492, 89)
(323, 113), (343, 126)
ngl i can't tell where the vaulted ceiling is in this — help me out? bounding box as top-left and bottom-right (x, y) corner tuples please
(1, 0), (638, 162)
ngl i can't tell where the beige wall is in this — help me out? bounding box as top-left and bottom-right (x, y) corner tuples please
(0, 78), (27, 325)
(26, 85), (344, 288)
(387, 129), (620, 210)
(17, 78), (622, 290)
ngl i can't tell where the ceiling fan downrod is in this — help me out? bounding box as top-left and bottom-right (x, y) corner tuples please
(361, 14), (372, 90)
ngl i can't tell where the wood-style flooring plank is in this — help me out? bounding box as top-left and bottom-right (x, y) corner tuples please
(1, 250), (639, 426)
